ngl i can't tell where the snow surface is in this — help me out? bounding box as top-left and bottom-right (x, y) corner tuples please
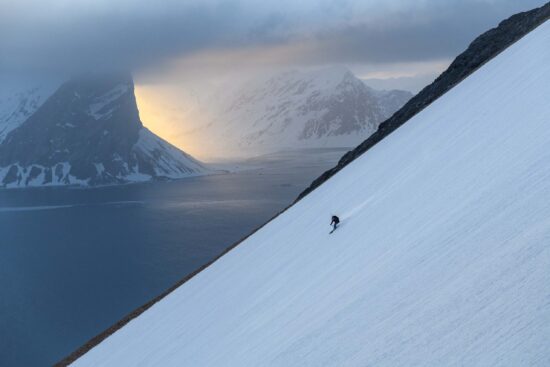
(73, 21), (550, 366)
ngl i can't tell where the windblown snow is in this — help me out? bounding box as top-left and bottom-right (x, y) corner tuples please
(73, 21), (550, 366)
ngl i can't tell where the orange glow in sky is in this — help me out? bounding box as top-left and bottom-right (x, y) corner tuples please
(134, 85), (210, 160)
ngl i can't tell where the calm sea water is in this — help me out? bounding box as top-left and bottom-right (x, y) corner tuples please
(0, 150), (343, 366)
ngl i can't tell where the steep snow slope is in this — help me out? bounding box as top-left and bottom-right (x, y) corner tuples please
(73, 21), (550, 366)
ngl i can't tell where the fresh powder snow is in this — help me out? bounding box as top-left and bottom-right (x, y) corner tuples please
(72, 21), (550, 366)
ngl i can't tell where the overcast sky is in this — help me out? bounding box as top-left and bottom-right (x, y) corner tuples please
(1, 0), (547, 91)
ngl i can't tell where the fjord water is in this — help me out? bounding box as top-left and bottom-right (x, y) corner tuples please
(0, 150), (343, 366)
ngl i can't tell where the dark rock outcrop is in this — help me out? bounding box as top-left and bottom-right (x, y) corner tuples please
(296, 3), (550, 202)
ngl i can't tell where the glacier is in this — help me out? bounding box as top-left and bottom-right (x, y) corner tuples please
(70, 20), (550, 367)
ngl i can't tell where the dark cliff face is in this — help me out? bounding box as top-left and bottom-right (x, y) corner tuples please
(0, 74), (142, 184)
(296, 3), (550, 202)
(0, 74), (205, 187)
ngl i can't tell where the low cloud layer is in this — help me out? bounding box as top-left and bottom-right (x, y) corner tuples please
(1, 0), (546, 77)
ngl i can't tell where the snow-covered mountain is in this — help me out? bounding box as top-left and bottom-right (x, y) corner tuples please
(145, 67), (411, 159)
(66, 12), (550, 367)
(0, 75), (207, 188)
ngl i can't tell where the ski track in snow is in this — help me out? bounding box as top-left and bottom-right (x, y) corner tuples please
(73, 21), (550, 367)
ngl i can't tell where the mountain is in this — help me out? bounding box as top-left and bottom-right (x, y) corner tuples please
(373, 88), (416, 117)
(148, 67), (411, 159)
(63, 11), (550, 367)
(0, 74), (207, 188)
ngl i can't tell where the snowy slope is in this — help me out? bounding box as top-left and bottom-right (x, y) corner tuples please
(133, 128), (205, 179)
(73, 21), (550, 366)
(0, 78), (60, 143)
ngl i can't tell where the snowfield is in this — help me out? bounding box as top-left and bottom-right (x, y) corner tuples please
(73, 21), (550, 366)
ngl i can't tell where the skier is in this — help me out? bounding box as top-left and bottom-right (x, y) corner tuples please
(330, 215), (340, 233)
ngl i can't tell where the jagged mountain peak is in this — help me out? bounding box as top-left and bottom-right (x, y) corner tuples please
(250, 66), (360, 95)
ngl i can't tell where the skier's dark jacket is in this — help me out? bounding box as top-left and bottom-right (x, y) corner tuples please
(331, 216), (340, 225)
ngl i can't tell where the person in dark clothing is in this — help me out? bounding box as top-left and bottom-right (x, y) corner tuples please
(330, 215), (340, 231)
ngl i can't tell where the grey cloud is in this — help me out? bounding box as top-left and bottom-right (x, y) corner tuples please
(1, 1), (258, 75)
(288, 0), (548, 65)
(0, 0), (547, 76)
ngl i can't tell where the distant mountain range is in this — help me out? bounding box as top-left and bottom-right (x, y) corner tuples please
(0, 67), (411, 188)
(142, 67), (412, 159)
(0, 75), (207, 188)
